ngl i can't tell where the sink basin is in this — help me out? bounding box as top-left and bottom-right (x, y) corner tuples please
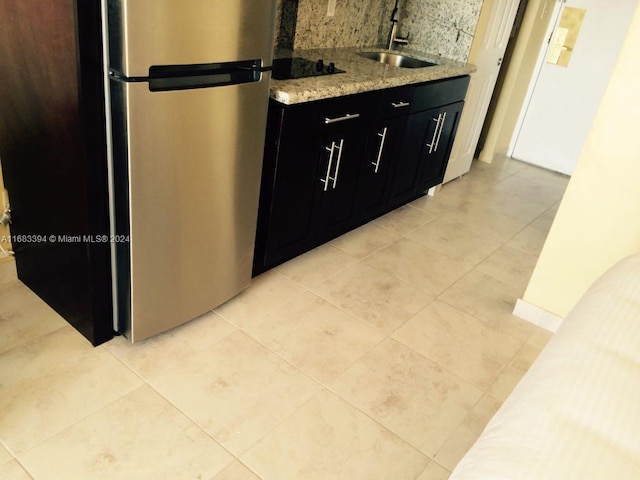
(358, 51), (436, 68)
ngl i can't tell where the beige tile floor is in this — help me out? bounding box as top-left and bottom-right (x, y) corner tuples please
(0, 156), (568, 479)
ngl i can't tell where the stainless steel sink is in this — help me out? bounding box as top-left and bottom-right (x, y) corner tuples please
(358, 51), (436, 68)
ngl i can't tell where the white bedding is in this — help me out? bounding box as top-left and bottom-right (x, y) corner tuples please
(449, 254), (640, 480)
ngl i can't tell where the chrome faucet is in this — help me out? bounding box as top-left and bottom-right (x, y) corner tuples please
(388, 0), (409, 49)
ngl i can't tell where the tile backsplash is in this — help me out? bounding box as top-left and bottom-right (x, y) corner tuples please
(274, 0), (484, 62)
(401, 0), (483, 62)
(293, 0), (388, 50)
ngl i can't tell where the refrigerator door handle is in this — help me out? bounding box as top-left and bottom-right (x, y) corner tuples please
(147, 60), (265, 92)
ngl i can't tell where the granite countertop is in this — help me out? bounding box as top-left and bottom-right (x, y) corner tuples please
(269, 46), (475, 105)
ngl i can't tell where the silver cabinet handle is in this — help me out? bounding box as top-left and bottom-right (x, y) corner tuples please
(372, 127), (388, 173)
(324, 113), (360, 124)
(331, 138), (345, 189)
(321, 142), (336, 192)
(426, 114), (442, 154)
(433, 111), (447, 152)
(391, 101), (410, 108)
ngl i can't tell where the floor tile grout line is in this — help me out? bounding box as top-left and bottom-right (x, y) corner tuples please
(319, 334), (511, 461)
(438, 276), (531, 338)
(302, 283), (418, 338)
(0, 323), (70, 359)
(360, 238), (477, 298)
(485, 340), (536, 401)
(328, 223), (406, 262)
(7, 456), (35, 479)
(430, 391), (502, 469)
(215, 326), (440, 461)
(433, 273), (531, 346)
(10, 381), (146, 465)
(261, 277), (515, 400)
(318, 383), (437, 461)
(233, 299), (389, 387)
(387, 328), (514, 396)
(273, 244), (361, 289)
(135, 331), (327, 469)
(101, 313), (239, 383)
(139, 380), (244, 468)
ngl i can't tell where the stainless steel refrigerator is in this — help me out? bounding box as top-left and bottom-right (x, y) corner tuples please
(0, 0), (276, 344)
(105, 0), (277, 342)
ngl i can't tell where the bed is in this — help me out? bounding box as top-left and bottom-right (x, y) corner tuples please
(449, 254), (640, 480)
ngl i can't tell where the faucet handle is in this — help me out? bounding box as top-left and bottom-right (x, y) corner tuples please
(394, 32), (410, 45)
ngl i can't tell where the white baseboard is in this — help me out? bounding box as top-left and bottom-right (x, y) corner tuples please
(513, 299), (563, 333)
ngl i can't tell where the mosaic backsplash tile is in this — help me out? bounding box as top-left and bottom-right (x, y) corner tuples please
(274, 0), (484, 63)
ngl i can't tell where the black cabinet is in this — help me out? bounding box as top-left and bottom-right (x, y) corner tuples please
(388, 77), (469, 208)
(315, 126), (367, 242)
(356, 86), (413, 223)
(253, 75), (470, 275)
(416, 101), (465, 191)
(254, 95), (371, 271)
(387, 108), (434, 208)
(356, 116), (407, 222)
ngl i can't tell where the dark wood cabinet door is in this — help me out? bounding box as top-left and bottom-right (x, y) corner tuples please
(314, 127), (367, 241)
(387, 107), (440, 208)
(357, 116), (407, 223)
(417, 101), (464, 192)
(261, 135), (321, 268)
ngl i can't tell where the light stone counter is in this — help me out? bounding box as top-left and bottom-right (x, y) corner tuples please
(270, 46), (475, 105)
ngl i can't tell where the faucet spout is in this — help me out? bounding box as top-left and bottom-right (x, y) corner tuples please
(387, 0), (408, 50)
(388, 21), (398, 50)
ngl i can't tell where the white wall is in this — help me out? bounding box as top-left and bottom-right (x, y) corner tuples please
(521, 5), (640, 318)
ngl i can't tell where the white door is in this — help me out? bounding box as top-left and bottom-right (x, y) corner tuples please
(443, 0), (521, 183)
(511, 0), (637, 175)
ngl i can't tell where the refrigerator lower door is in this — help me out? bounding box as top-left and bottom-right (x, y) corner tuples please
(116, 75), (270, 342)
(107, 0), (277, 78)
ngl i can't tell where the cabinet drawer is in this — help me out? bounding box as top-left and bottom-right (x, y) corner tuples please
(279, 94), (374, 140)
(411, 76), (470, 112)
(377, 85), (415, 118)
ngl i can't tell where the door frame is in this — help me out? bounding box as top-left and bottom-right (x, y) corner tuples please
(508, 0), (564, 156)
(476, 0), (562, 164)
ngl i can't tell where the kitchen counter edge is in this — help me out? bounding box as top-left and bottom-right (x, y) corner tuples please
(269, 46), (476, 105)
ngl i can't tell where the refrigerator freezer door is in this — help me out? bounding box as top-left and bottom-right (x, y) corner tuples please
(119, 76), (270, 342)
(108, 0), (277, 77)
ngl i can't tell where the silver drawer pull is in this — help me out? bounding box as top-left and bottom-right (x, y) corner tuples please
(426, 114), (442, 154)
(324, 113), (360, 124)
(372, 127), (388, 174)
(391, 101), (410, 108)
(433, 111), (447, 152)
(331, 139), (345, 189)
(321, 143), (336, 192)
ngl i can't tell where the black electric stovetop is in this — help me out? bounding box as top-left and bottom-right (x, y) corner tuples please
(271, 57), (345, 80)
